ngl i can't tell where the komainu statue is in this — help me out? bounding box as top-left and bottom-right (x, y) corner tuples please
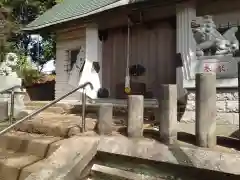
(192, 15), (239, 57)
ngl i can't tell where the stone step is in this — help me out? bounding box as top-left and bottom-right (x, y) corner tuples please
(18, 158), (50, 180)
(0, 148), (40, 180)
(24, 100), (157, 116)
(91, 164), (164, 180)
(21, 137), (99, 180)
(0, 131), (62, 158)
(25, 105), (66, 114)
(25, 101), (61, 107)
(14, 114), (96, 137)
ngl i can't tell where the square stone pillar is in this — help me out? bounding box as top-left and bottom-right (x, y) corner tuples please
(128, 95), (144, 138)
(159, 85), (178, 145)
(97, 104), (113, 135)
(86, 24), (102, 84)
(78, 24), (102, 99)
(176, 1), (196, 97)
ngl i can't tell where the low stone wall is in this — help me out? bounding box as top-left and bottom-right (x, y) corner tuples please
(183, 89), (239, 125)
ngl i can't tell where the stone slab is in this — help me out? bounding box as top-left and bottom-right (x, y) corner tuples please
(98, 136), (240, 175)
(24, 136), (99, 180)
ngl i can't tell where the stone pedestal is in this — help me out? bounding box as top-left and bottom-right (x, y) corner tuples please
(0, 76), (25, 120)
(127, 95), (144, 137)
(194, 55), (238, 79)
(0, 101), (8, 121)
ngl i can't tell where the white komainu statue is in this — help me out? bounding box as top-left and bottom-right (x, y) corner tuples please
(68, 48), (101, 100)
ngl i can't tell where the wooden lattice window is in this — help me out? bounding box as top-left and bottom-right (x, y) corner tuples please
(65, 49), (79, 72)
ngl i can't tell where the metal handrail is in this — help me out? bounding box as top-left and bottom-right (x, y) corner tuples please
(0, 82), (93, 135)
(0, 85), (22, 94)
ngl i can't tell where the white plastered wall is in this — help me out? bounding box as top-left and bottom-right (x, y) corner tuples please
(55, 28), (86, 100)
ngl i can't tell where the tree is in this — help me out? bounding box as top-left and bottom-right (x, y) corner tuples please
(0, 0), (60, 70)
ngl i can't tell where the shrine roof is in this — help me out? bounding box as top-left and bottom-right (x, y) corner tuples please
(23, 0), (180, 32)
(23, 0), (127, 31)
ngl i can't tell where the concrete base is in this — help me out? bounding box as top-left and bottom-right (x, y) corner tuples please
(0, 76), (25, 119)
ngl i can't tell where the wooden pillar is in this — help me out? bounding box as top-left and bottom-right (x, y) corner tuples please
(128, 95), (144, 137)
(159, 84), (178, 145)
(238, 61), (240, 131)
(196, 73), (216, 148)
(97, 104), (113, 135)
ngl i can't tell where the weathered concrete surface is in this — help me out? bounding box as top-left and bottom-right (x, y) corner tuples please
(195, 73), (216, 148)
(24, 136), (99, 180)
(159, 84), (178, 145)
(98, 135), (240, 175)
(97, 104), (113, 135)
(128, 95), (144, 137)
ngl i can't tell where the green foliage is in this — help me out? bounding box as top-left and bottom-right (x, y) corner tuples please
(14, 54), (42, 87)
(0, 0), (60, 86)
(0, 0), (58, 69)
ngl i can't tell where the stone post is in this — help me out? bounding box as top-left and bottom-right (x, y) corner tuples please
(159, 84), (178, 145)
(128, 95), (144, 137)
(97, 104), (113, 135)
(195, 72), (216, 148)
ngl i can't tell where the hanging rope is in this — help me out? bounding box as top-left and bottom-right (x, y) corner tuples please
(125, 17), (131, 94)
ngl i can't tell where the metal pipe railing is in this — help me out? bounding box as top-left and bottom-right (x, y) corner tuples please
(0, 82), (93, 135)
(0, 85), (25, 124)
(0, 85), (22, 94)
